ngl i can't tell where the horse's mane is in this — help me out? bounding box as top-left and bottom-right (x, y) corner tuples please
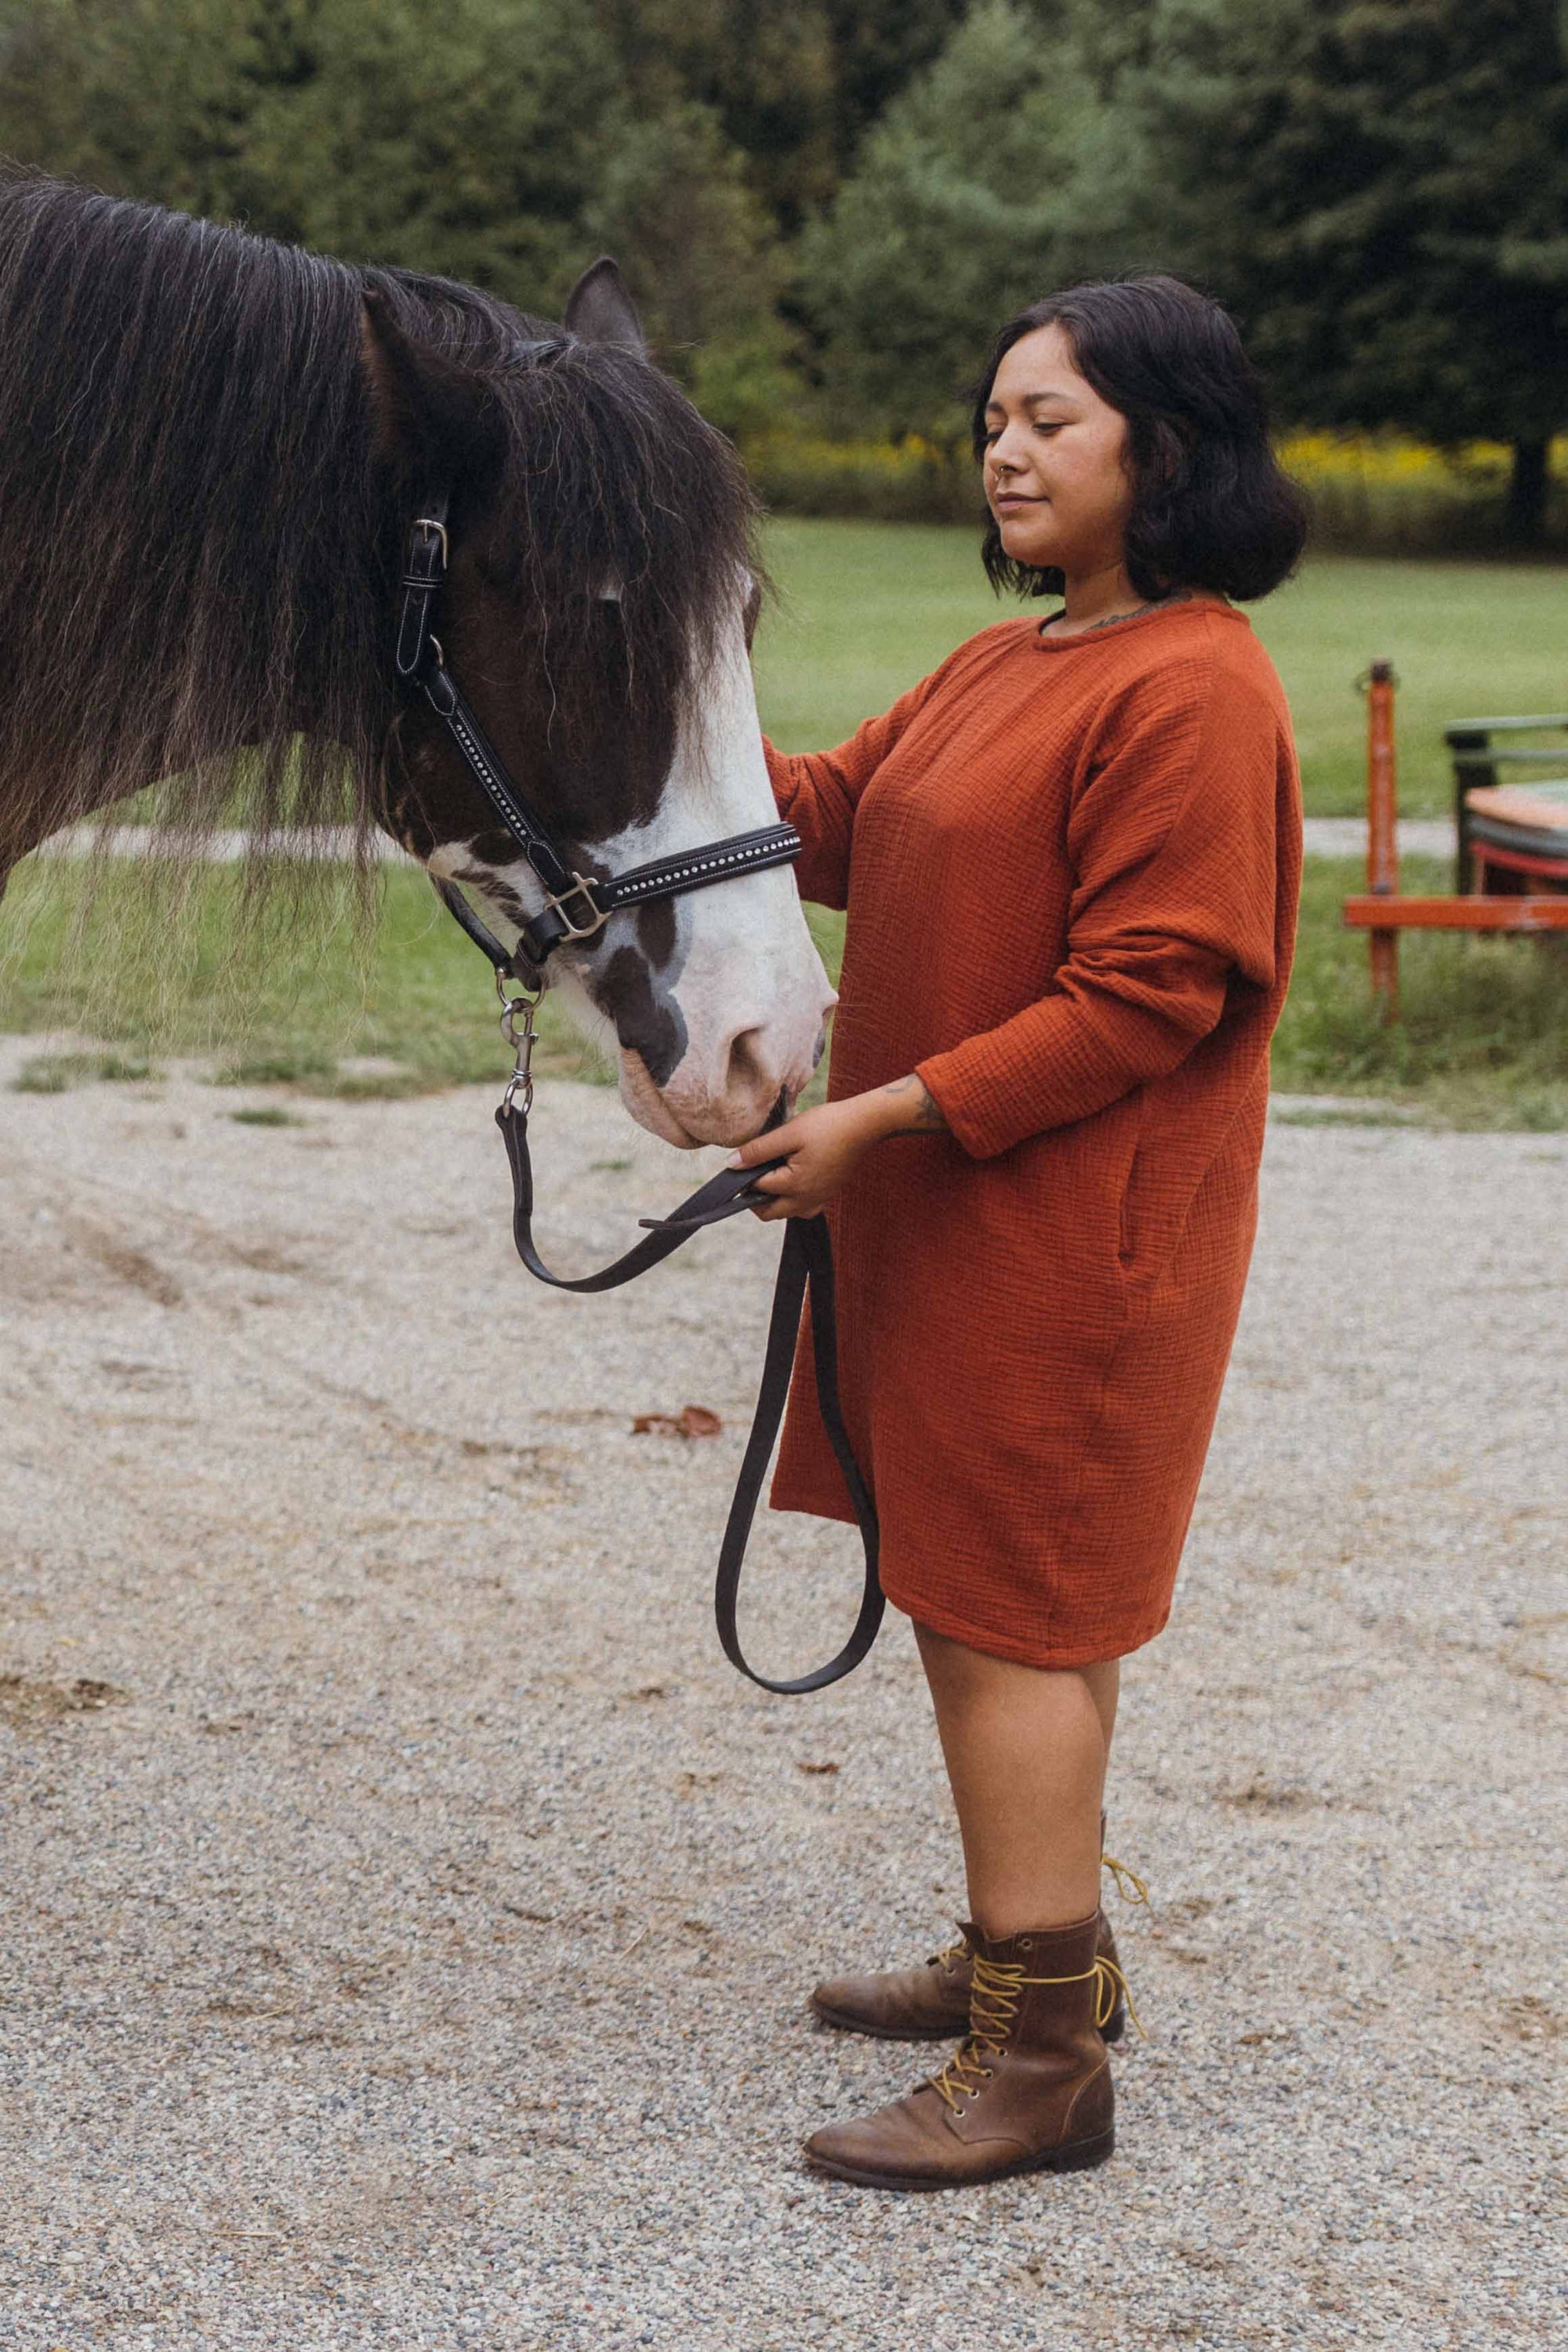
(0, 169), (757, 881)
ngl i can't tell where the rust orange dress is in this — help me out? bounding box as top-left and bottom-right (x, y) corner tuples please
(764, 598), (1301, 1669)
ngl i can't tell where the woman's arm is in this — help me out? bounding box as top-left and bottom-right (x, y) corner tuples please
(765, 671), (942, 910)
(734, 665), (1290, 1210)
(916, 670), (1288, 1159)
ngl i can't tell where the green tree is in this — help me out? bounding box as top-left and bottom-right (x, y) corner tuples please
(821, 0), (967, 167)
(585, 99), (792, 434)
(796, 1), (1116, 440)
(590, 0), (839, 230)
(0, 0), (614, 297)
(0, 0), (791, 410)
(1123, 0), (1568, 538)
(590, 1), (975, 228)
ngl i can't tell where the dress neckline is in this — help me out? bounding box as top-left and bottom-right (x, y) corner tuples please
(1033, 595), (1240, 651)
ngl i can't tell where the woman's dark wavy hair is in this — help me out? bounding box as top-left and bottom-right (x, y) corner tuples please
(973, 274), (1310, 602)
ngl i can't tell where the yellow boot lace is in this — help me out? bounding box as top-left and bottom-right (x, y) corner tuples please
(1101, 1851), (1150, 1907)
(926, 1851), (1145, 1987)
(929, 1951), (1145, 2114)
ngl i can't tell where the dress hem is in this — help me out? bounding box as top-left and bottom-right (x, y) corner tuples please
(768, 1496), (1172, 1670)
(879, 1577), (1171, 1671)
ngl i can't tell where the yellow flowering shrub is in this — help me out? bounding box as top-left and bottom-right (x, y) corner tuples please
(741, 429), (984, 524)
(741, 424), (1567, 546)
(1276, 432), (1566, 549)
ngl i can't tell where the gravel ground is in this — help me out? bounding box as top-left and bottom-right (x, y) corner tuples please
(1, 1040), (1563, 2352)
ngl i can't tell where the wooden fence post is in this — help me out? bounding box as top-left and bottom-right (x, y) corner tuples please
(1365, 659), (1399, 1017)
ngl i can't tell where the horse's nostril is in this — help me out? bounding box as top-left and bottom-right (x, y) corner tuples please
(725, 1026), (765, 1094)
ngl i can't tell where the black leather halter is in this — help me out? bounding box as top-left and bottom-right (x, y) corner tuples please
(390, 495), (882, 1694)
(394, 496), (803, 977)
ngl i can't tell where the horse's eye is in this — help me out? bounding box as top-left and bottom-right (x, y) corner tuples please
(474, 552), (521, 599)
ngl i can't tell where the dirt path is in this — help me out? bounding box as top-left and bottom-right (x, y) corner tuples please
(2, 1044), (1563, 2350)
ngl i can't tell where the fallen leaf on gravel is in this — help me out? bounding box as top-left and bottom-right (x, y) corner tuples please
(631, 1404), (722, 1439)
(797, 1760), (840, 1776)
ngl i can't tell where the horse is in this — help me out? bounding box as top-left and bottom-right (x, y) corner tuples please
(0, 170), (835, 1146)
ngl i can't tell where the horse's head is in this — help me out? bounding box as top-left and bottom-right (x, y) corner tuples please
(361, 263), (834, 1150)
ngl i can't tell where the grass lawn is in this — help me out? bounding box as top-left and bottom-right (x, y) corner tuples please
(1275, 858), (1568, 1128)
(754, 521), (1568, 818)
(4, 525), (1567, 1126)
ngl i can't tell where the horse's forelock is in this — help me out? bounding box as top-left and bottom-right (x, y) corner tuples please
(481, 335), (760, 759)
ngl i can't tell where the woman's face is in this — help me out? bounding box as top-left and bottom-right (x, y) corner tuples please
(982, 322), (1134, 580)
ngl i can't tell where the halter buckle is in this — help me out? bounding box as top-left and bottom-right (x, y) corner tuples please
(411, 517), (449, 570)
(544, 872), (610, 940)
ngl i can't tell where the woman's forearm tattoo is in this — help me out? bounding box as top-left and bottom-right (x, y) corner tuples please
(879, 1073), (948, 1133)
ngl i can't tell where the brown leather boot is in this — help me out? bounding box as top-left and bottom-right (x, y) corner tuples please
(811, 1815), (1145, 2046)
(804, 1915), (1116, 2191)
(810, 1929), (973, 2041)
(811, 1909), (1129, 2044)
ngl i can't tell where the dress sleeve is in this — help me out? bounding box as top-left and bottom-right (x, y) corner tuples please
(916, 668), (1285, 1160)
(764, 670), (941, 910)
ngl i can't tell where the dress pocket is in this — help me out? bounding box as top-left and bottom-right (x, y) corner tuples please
(1116, 1091), (1147, 1273)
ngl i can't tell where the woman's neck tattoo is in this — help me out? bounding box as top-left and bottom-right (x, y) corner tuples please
(1048, 586), (1198, 637)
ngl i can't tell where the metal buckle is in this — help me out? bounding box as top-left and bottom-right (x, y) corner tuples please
(544, 873), (610, 940)
(412, 516), (449, 569)
(498, 969), (545, 1117)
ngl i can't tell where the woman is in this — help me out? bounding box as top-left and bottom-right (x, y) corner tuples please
(730, 274), (1308, 2191)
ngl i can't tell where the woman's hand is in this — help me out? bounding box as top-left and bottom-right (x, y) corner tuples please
(727, 1074), (946, 1220)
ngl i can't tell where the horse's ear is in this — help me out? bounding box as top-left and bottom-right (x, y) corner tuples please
(563, 257), (646, 354)
(359, 285), (504, 481)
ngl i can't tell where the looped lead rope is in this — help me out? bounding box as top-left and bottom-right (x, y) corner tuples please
(495, 1098), (883, 1693)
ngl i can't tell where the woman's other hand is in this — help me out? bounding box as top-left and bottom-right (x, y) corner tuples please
(727, 1075), (946, 1220)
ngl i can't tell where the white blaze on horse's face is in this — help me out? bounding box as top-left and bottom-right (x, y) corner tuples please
(598, 608), (835, 1148)
(430, 601), (837, 1149)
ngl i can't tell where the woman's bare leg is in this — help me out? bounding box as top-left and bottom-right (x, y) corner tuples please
(914, 1621), (1120, 1936)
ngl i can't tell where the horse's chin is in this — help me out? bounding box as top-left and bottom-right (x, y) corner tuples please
(616, 1047), (788, 1150)
(616, 1051), (706, 1149)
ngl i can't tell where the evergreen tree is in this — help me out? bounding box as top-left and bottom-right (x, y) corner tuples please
(0, 0), (613, 296)
(796, 2), (1115, 440)
(0, 0), (789, 415)
(590, 0), (839, 230)
(822, 0), (968, 167)
(590, 0), (971, 232)
(1124, 0), (1568, 536)
(585, 98), (790, 434)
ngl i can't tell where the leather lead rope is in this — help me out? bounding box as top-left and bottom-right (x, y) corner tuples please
(392, 478), (879, 1690)
(496, 1102), (883, 1694)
